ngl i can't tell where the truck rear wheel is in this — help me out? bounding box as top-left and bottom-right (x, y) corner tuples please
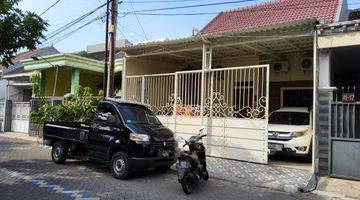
(110, 151), (131, 180)
(51, 141), (68, 164)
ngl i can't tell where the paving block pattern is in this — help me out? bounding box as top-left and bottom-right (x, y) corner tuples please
(206, 157), (313, 192)
(0, 136), (319, 200)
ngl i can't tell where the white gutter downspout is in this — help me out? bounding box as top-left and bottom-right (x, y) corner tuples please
(299, 28), (320, 194)
(312, 29), (319, 175)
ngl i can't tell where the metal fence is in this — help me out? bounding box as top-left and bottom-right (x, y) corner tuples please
(126, 73), (176, 115)
(125, 65), (268, 119)
(331, 102), (360, 139)
(125, 65), (269, 163)
(330, 90), (360, 180)
(203, 66), (267, 119)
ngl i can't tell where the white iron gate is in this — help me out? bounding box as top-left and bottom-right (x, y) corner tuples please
(11, 102), (30, 133)
(126, 65), (269, 164)
(330, 101), (360, 180)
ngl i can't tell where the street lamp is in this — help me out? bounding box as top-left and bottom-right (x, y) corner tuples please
(31, 56), (59, 98)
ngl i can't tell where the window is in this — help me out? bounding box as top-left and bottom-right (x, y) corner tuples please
(94, 103), (120, 123)
(116, 103), (161, 125)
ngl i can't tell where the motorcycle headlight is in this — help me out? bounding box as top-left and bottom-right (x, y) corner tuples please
(291, 131), (306, 138)
(130, 133), (150, 142)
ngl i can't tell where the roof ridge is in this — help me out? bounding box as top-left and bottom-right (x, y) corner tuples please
(224, 0), (281, 13)
(202, 0), (341, 35)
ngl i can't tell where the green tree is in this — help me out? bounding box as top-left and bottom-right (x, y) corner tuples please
(0, 0), (47, 66)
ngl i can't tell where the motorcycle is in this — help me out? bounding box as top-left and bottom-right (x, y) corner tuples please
(176, 127), (209, 194)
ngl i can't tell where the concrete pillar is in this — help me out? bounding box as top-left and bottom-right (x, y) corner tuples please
(317, 87), (335, 176)
(122, 56), (127, 100)
(316, 49), (335, 176)
(71, 68), (80, 94)
(318, 49), (331, 88)
(4, 100), (12, 132)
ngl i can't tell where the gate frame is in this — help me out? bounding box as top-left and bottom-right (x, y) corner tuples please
(329, 100), (360, 180)
(125, 64), (270, 164)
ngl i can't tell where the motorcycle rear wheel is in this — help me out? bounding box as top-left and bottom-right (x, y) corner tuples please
(203, 170), (209, 181)
(181, 180), (193, 195)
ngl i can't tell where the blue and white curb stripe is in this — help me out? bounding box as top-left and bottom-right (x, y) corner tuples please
(0, 168), (99, 200)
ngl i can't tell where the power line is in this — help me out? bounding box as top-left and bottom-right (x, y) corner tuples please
(39, 0), (61, 16)
(43, 15), (105, 46)
(120, 0), (259, 14)
(44, 1), (110, 42)
(121, 12), (220, 16)
(122, 24), (148, 40)
(128, 0), (148, 39)
(121, 0), (222, 3)
(119, 1), (360, 17)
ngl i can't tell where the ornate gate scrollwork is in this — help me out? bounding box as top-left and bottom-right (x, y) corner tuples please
(204, 92), (266, 119)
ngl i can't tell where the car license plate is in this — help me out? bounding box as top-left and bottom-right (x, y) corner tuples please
(162, 150), (169, 157)
(269, 143), (283, 151)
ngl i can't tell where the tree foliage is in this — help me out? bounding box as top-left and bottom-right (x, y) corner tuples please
(30, 86), (100, 136)
(30, 70), (41, 97)
(0, 0), (47, 66)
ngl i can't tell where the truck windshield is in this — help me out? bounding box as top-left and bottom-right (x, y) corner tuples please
(117, 104), (161, 125)
(269, 112), (309, 125)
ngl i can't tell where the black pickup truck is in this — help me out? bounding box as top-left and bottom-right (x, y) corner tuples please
(43, 99), (176, 179)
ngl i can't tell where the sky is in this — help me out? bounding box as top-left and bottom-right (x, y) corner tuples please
(18, 0), (360, 53)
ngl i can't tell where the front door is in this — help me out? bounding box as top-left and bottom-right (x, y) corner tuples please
(88, 102), (122, 160)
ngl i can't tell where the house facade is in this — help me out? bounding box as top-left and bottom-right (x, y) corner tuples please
(0, 41), (126, 134)
(118, 0), (358, 180)
(315, 19), (360, 180)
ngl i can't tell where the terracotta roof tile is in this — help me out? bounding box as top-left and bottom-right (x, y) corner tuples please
(202, 0), (341, 34)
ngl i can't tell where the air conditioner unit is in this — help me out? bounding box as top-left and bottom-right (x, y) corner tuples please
(300, 57), (313, 71)
(272, 61), (289, 73)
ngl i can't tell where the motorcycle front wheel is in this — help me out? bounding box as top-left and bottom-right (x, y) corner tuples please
(181, 180), (193, 195)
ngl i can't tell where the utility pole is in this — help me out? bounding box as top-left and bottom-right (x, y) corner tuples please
(106, 0), (119, 97)
(103, 0), (110, 98)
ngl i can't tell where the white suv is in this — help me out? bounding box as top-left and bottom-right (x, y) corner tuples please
(268, 107), (312, 161)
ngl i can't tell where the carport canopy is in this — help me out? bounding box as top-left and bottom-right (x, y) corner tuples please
(119, 18), (316, 70)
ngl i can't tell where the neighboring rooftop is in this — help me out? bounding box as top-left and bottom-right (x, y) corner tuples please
(86, 39), (130, 54)
(201, 0), (344, 35)
(74, 39), (129, 61)
(1, 46), (60, 77)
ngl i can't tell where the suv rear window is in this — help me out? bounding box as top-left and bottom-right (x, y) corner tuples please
(269, 112), (309, 125)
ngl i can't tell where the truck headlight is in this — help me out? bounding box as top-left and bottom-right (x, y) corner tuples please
(130, 133), (150, 142)
(291, 131), (306, 138)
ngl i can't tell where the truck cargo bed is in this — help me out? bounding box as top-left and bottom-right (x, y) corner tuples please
(43, 122), (90, 143)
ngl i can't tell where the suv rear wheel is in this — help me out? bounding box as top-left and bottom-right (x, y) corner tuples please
(51, 141), (68, 164)
(110, 151), (131, 180)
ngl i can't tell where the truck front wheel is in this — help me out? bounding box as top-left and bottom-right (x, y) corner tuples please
(51, 141), (68, 164)
(110, 151), (131, 180)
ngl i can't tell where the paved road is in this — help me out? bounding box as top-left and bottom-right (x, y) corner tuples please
(0, 136), (325, 200)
